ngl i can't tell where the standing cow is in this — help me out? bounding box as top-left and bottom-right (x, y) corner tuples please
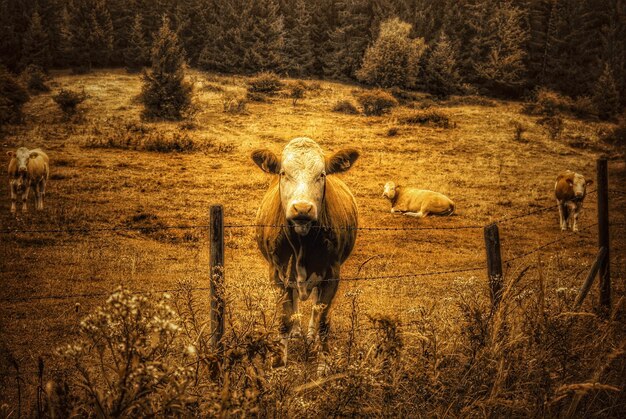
(251, 137), (359, 369)
(7, 147), (49, 213)
(555, 170), (593, 232)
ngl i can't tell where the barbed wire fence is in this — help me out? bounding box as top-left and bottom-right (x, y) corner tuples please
(0, 159), (622, 344)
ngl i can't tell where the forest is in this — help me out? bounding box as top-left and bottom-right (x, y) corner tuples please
(1, 0), (625, 104)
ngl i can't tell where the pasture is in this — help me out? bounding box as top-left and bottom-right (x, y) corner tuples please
(1, 70), (625, 416)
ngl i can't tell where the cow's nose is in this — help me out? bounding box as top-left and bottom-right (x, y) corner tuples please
(19, 167), (27, 173)
(575, 191), (583, 197)
(291, 201), (313, 217)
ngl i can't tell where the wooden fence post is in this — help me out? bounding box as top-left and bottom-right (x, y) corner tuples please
(574, 247), (607, 309)
(484, 223), (503, 310)
(597, 158), (610, 309)
(210, 205), (224, 350)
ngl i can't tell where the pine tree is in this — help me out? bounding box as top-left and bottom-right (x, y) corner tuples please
(141, 16), (192, 120)
(325, 0), (371, 80)
(125, 13), (148, 72)
(20, 8), (51, 70)
(283, 0), (315, 76)
(592, 63), (620, 120)
(471, 0), (529, 93)
(356, 18), (426, 89)
(240, 0), (285, 73)
(309, 0), (338, 77)
(198, 0), (245, 73)
(174, 0), (209, 65)
(87, 0), (114, 67)
(0, 65), (30, 125)
(422, 32), (461, 97)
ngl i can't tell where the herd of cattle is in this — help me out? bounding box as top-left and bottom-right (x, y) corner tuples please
(6, 139), (594, 369)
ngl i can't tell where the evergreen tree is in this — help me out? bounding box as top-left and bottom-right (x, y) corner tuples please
(0, 65), (30, 125)
(325, 0), (371, 80)
(309, 0), (338, 76)
(283, 0), (315, 76)
(87, 0), (114, 67)
(422, 32), (461, 97)
(125, 13), (148, 72)
(356, 18), (426, 89)
(174, 0), (208, 65)
(592, 63), (620, 120)
(0, 0), (22, 70)
(141, 16), (192, 120)
(20, 8), (51, 70)
(471, 0), (529, 93)
(240, 0), (285, 73)
(198, 0), (245, 73)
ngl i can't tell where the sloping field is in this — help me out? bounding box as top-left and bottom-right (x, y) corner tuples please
(1, 70), (625, 415)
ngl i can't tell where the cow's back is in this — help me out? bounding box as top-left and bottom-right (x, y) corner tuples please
(555, 171), (575, 201)
(28, 149), (49, 181)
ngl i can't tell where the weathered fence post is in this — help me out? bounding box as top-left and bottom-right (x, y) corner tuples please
(574, 247), (607, 309)
(210, 205), (224, 350)
(484, 223), (503, 310)
(597, 158), (610, 309)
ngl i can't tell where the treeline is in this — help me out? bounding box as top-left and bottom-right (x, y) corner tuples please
(1, 0), (625, 102)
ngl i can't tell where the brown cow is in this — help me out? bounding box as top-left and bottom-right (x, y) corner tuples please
(7, 147), (49, 213)
(252, 137), (359, 370)
(555, 170), (593, 232)
(382, 181), (455, 217)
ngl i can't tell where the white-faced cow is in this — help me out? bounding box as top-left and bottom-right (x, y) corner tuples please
(555, 170), (593, 232)
(252, 137), (359, 369)
(7, 147), (49, 213)
(382, 181), (455, 217)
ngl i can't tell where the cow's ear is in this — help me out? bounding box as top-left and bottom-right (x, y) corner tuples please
(586, 179), (594, 186)
(251, 149), (280, 174)
(6, 151), (15, 157)
(327, 149), (359, 174)
(29, 151), (39, 158)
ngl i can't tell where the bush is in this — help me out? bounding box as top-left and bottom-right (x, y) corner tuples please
(389, 87), (420, 104)
(20, 65), (49, 92)
(525, 88), (573, 116)
(290, 82), (305, 106)
(357, 90), (398, 116)
(511, 120), (527, 142)
(601, 114), (626, 146)
(84, 127), (197, 153)
(49, 288), (197, 416)
(52, 88), (87, 117)
(592, 63), (620, 120)
(222, 92), (247, 114)
(0, 66), (29, 125)
(247, 72), (283, 95)
(537, 115), (564, 139)
(400, 110), (452, 128)
(332, 99), (359, 114)
(246, 91), (270, 102)
(356, 18), (426, 89)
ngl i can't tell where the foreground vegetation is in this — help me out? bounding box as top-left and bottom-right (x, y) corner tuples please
(0, 70), (625, 416)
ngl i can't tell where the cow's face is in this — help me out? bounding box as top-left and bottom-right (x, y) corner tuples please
(569, 173), (593, 198)
(252, 138), (359, 236)
(382, 181), (397, 200)
(7, 148), (39, 176)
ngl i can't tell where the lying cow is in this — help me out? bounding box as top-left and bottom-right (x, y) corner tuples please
(252, 137), (359, 370)
(7, 147), (49, 213)
(555, 170), (592, 232)
(382, 181), (455, 217)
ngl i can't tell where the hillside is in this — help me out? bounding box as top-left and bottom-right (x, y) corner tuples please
(1, 70), (625, 416)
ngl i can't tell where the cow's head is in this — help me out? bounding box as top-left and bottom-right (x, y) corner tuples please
(382, 181), (398, 200)
(569, 173), (593, 198)
(7, 148), (39, 176)
(252, 138), (359, 236)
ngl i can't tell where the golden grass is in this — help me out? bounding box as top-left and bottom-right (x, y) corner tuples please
(0, 69), (625, 415)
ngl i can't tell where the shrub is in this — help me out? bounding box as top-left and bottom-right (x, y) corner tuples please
(49, 288), (197, 416)
(0, 65), (29, 125)
(356, 18), (426, 89)
(592, 63), (620, 120)
(400, 110), (451, 128)
(52, 88), (87, 117)
(246, 91), (269, 102)
(389, 86), (420, 104)
(332, 99), (359, 114)
(20, 65), (49, 93)
(222, 92), (247, 114)
(247, 72), (283, 95)
(387, 126), (399, 136)
(601, 114), (626, 146)
(290, 82), (305, 106)
(422, 32), (461, 98)
(357, 90), (398, 116)
(143, 132), (195, 152)
(527, 88), (573, 116)
(141, 17), (193, 121)
(511, 120), (527, 142)
(537, 115), (564, 139)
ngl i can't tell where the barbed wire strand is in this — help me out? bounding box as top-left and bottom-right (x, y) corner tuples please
(0, 287), (211, 303)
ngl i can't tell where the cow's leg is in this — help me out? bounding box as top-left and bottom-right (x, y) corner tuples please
(316, 269), (339, 375)
(572, 203), (582, 232)
(390, 207), (397, 214)
(33, 182), (41, 211)
(39, 179), (46, 210)
(307, 287), (320, 340)
(403, 211), (424, 217)
(275, 287), (297, 368)
(290, 287), (302, 338)
(557, 200), (567, 230)
(9, 181), (17, 213)
(21, 182), (30, 212)
(565, 202), (576, 231)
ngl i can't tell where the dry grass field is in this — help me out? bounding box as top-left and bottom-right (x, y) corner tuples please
(1, 69), (625, 416)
